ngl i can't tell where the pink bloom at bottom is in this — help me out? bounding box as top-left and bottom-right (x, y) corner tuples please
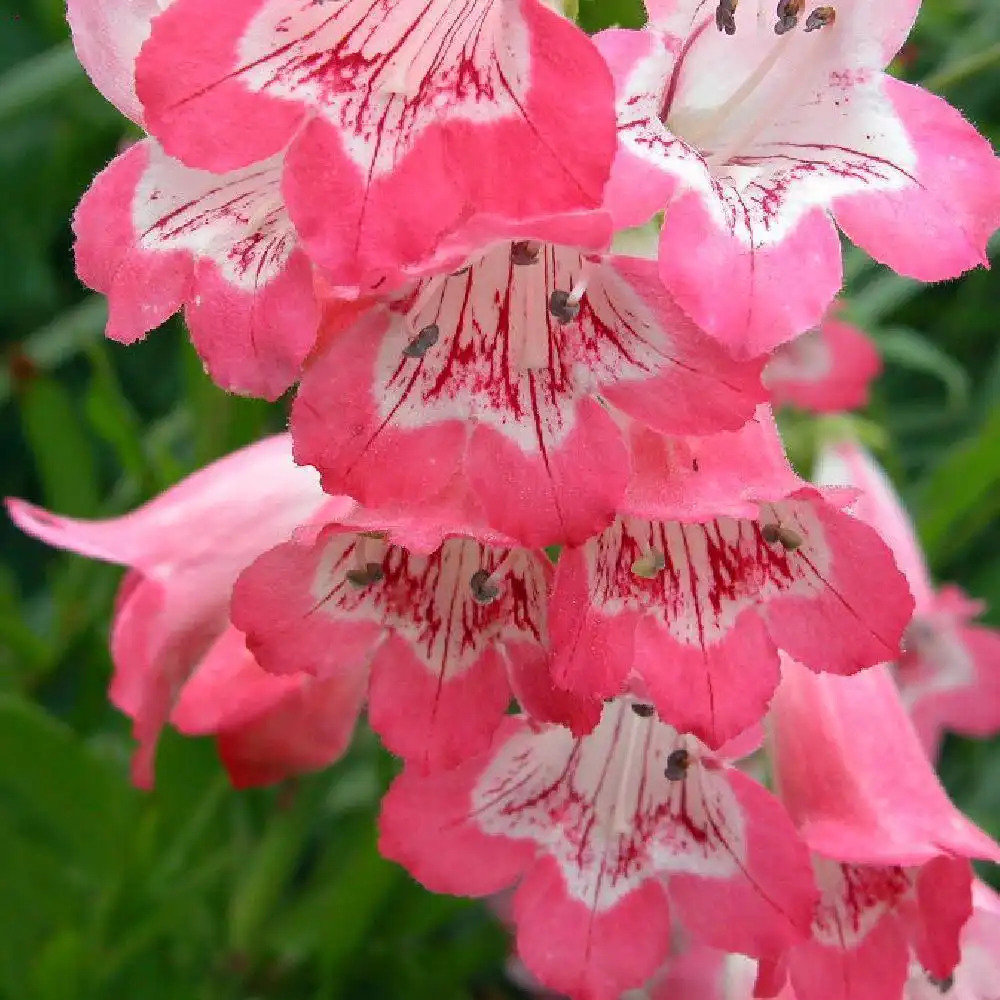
(379, 699), (816, 1000)
(5, 435), (356, 787)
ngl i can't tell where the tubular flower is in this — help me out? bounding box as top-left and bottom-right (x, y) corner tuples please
(5, 437), (362, 788)
(764, 312), (881, 413)
(816, 440), (1000, 757)
(596, 0), (1000, 355)
(764, 655), (1000, 1000)
(379, 698), (817, 1000)
(292, 242), (766, 548)
(133, 0), (618, 287)
(548, 409), (914, 748)
(230, 519), (598, 771)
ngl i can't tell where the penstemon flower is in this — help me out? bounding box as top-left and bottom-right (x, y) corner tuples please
(8, 0), (1000, 996)
(596, 0), (1000, 354)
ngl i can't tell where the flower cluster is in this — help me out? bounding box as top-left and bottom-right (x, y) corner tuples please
(9, 0), (1000, 997)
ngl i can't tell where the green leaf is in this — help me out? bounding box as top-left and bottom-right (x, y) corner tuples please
(0, 43), (87, 127)
(15, 375), (100, 516)
(874, 326), (971, 412)
(912, 401), (1000, 569)
(0, 695), (137, 880)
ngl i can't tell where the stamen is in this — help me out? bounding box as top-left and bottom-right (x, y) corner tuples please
(664, 747), (691, 781)
(630, 702), (656, 718)
(346, 562), (384, 587)
(548, 289), (579, 324)
(612, 704), (646, 835)
(403, 273), (447, 335)
(402, 323), (439, 359)
(510, 240), (541, 266)
(761, 523), (803, 551)
(469, 569), (501, 605)
(804, 5), (835, 31)
(631, 548), (666, 579)
(927, 973), (954, 994)
(715, 0), (738, 34)
(774, 0), (803, 34)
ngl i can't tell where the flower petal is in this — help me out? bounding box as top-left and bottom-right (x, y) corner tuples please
(74, 140), (319, 399)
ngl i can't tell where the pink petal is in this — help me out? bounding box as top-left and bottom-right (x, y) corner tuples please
(74, 140), (318, 399)
(624, 405), (805, 523)
(765, 317), (882, 414)
(770, 656), (1000, 867)
(7, 434), (327, 572)
(834, 79), (1000, 282)
(513, 857), (672, 1000)
(814, 440), (934, 611)
(67, 0), (165, 123)
(293, 245), (763, 545)
(137, 0), (616, 284)
(551, 492), (913, 746)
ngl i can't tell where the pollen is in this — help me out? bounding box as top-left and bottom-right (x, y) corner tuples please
(510, 240), (541, 266)
(346, 562), (385, 587)
(402, 323), (440, 359)
(715, 0), (737, 35)
(664, 748), (691, 781)
(630, 702), (656, 718)
(548, 289), (580, 324)
(632, 548), (666, 579)
(804, 5), (836, 31)
(761, 523), (803, 551)
(470, 569), (501, 604)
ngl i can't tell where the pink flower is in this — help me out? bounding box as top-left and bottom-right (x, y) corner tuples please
(596, 2), (1000, 355)
(764, 655), (1000, 1000)
(816, 440), (1000, 757)
(133, 0), (618, 287)
(74, 139), (320, 399)
(5, 436), (361, 788)
(764, 313), (881, 413)
(379, 698), (817, 1000)
(292, 242), (766, 548)
(548, 410), (914, 747)
(230, 519), (597, 771)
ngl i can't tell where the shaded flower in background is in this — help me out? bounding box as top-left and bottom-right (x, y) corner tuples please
(816, 439), (1000, 758)
(5, 436), (364, 788)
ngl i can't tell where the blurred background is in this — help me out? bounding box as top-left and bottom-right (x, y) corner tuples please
(1, 0), (999, 997)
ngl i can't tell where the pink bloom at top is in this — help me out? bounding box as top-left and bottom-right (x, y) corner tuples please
(292, 241), (766, 549)
(764, 655), (1000, 1000)
(764, 313), (881, 413)
(230, 515), (598, 772)
(816, 440), (1000, 757)
(379, 697), (817, 1000)
(68, 0), (323, 399)
(5, 436), (363, 788)
(548, 408), (914, 748)
(133, 0), (618, 288)
(596, 1), (1000, 355)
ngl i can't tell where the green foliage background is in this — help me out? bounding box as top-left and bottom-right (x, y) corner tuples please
(0, 1), (999, 997)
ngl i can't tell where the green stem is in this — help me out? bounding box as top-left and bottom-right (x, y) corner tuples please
(922, 40), (1000, 92)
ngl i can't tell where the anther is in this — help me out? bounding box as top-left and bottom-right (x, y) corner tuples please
(804, 5), (835, 31)
(927, 973), (954, 994)
(631, 548), (666, 579)
(346, 562), (384, 588)
(715, 0), (737, 34)
(774, 0), (803, 32)
(510, 240), (541, 266)
(548, 289), (580, 324)
(761, 523), (803, 551)
(664, 748), (691, 781)
(402, 323), (439, 359)
(631, 702), (656, 718)
(470, 569), (501, 605)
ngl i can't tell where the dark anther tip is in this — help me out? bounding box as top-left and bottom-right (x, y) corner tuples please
(664, 748), (691, 781)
